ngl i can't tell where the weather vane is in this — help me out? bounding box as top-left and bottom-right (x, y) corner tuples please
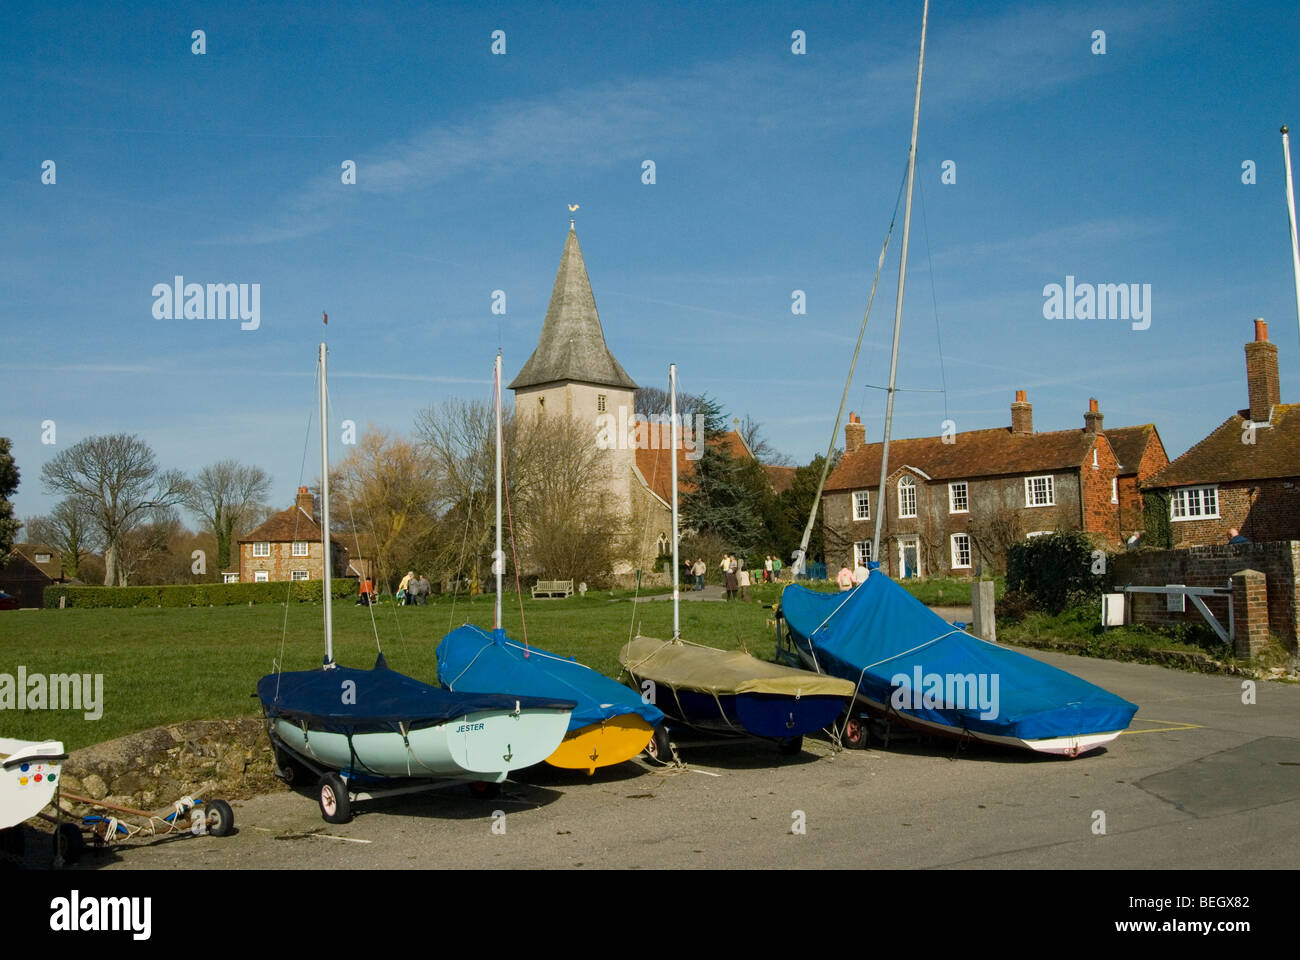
(569, 203), (579, 229)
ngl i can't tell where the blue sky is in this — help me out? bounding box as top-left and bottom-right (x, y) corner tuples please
(3, 0), (1298, 521)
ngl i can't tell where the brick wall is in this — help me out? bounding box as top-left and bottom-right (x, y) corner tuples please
(238, 539), (346, 583)
(1167, 478), (1300, 547)
(1081, 436), (1121, 542)
(1109, 541), (1299, 651)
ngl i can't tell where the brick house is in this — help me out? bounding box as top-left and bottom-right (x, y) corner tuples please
(821, 393), (1168, 578)
(234, 486), (348, 584)
(1143, 320), (1300, 546)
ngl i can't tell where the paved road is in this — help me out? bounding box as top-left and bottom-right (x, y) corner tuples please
(64, 650), (1300, 870)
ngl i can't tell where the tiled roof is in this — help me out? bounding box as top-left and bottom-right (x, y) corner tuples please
(11, 543), (60, 580)
(634, 429), (757, 504)
(508, 226), (638, 391)
(1144, 404), (1300, 488)
(824, 426), (1113, 491)
(763, 464), (796, 494)
(1104, 424), (1158, 475)
(239, 505), (326, 544)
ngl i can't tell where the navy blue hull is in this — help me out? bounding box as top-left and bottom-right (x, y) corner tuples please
(656, 689), (845, 739)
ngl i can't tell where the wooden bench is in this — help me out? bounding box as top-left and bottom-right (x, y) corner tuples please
(531, 579), (574, 599)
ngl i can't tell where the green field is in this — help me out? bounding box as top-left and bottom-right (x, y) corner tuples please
(0, 590), (777, 750)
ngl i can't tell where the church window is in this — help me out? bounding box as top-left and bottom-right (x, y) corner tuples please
(597, 394), (607, 412)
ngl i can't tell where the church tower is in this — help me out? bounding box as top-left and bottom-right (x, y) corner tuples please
(510, 220), (639, 522)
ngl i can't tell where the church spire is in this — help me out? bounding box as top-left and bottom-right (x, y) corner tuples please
(508, 224), (638, 392)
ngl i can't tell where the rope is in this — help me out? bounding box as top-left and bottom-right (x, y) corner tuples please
(916, 173), (950, 425)
(499, 398), (529, 651)
(274, 369), (320, 700)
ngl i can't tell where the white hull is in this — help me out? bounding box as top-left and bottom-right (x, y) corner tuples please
(269, 706), (571, 781)
(0, 737), (65, 830)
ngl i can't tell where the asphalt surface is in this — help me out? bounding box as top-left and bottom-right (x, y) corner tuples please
(54, 649), (1300, 870)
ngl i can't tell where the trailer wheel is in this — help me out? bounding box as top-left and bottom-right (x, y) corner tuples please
(273, 745), (311, 786)
(468, 780), (501, 800)
(777, 735), (804, 756)
(53, 823), (85, 865)
(205, 799), (235, 837)
(318, 774), (352, 824)
(644, 725), (672, 762)
(841, 714), (870, 750)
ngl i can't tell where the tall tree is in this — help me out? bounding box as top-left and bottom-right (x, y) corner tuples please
(40, 434), (190, 585)
(0, 438), (20, 555)
(778, 451), (841, 563)
(736, 414), (792, 466)
(679, 397), (765, 552)
(183, 459), (271, 571)
(22, 497), (99, 580)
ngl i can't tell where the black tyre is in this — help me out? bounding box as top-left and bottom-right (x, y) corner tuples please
(841, 713), (870, 750)
(644, 725), (673, 762)
(317, 773), (352, 824)
(468, 780), (501, 800)
(273, 744), (311, 786)
(777, 735), (804, 756)
(53, 822), (84, 865)
(205, 799), (235, 837)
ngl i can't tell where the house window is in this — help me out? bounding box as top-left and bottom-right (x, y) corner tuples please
(1111, 477), (1118, 504)
(222, 573), (239, 584)
(254, 570), (269, 583)
(852, 491), (870, 521)
(1092, 449), (1099, 470)
(291, 570), (309, 581)
(897, 477), (917, 518)
(253, 542), (270, 557)
(1024, 475), (1055, 507)
(948, 481), (968, 514)
(950, 533), (972, 569)
(1171, 486), (1219, 520)
(292, 541), (309, 557)
(853, 541), (873, 567)
(597, 394), (607, 413)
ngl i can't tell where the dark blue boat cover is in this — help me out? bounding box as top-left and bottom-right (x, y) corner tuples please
(438, 625), (664, 732)
(780, 574), (1137, 742)
(258, 654), (575, 735)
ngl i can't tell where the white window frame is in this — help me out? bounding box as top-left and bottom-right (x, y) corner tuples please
(291, 570), (309, 581)
(222, 572), (239, 584)
(950, 533), (972, 569)
(254, 570), (269, 583)
(852, 491), (870, 521)
(853, 541), (873, 567)
(292, 540), (309, 557)
(597, 394), (607, 413)
(1027, 530), (1053, 538)
(252, 541), (270, 557)
(1170, 485), (1219, 521)
(1111, 477), (1118, 504)
(948, 481), (968, 514)
(897, 476), (917, 519)
(1024, 475), (1055, 507)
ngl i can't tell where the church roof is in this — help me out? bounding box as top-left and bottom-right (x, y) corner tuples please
(508, 225), (638, 392)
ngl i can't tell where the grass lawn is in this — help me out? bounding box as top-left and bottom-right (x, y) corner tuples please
(0, 589), (776, 751)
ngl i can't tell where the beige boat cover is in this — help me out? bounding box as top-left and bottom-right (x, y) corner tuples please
(619, 636), (855, 698)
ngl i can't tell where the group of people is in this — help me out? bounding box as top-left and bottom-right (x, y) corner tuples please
(356, 570), (431, 605)
(679, 553), (785, 601)
(835, 561), (871, 591)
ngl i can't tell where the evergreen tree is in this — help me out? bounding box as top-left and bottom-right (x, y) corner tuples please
(0, 438), (20, 556)
(679, 397), (765, 552)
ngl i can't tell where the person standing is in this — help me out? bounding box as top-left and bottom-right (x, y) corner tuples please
(724, 556), (738, 601)
(773, 555), (782, 581)
(397, 570), (414, 605)
(764, 555), (773, 583)
(693, 558), (706, 591)
(836, 565), (854, 591)
(738, 562), (751, 601)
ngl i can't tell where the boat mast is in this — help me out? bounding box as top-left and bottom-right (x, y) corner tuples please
(319, 341), (334, 666)
(670, 363), (680, 641)
(1282, 125), (1300, 342)
(871, 0), (929, 565)
(494, 351), (504, 639)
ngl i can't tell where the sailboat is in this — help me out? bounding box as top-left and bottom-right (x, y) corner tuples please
(257, 343), (576, 823)
(618, 365), (854, 756)
(779, 0), (1137, 757)
(435, 353), (664, 774)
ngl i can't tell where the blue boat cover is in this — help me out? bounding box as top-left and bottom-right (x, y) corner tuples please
(438, 625), (664, 732)
(258, 653), (576, 735)
(780, 574), (1137, 742)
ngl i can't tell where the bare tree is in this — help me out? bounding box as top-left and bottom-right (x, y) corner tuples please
(23, 497), (100, 580)
(183, 459), (272, 571)
(966, 486), (1026, 575)
(736, 413), (792, 465)
(633, 385), (707, 419)
(117, 508), (183, 585)
(40, 434), (190, 585)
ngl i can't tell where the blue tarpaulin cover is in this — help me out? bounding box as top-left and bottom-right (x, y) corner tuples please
(780, 574), (1137, 742)
(438, 625), (664, 732)
(258, 653), (575, 735)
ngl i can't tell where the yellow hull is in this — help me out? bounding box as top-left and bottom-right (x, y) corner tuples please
(545, 715), (655, 774)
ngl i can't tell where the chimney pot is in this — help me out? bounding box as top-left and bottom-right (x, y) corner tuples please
(296, 486), (315, 520)
(1245, 319), (1281, 422)
(1084, 397), (1104, 434)
(845, 412), (866, 454)
(1255, 318), (1269, 342)
(1011, 390), (1033, 436)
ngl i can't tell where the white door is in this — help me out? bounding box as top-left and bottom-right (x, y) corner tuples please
(898, 536), (921, 579)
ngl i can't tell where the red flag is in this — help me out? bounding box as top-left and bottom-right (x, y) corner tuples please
(323, 311), (328, 325)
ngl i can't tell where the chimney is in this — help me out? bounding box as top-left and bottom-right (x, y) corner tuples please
(1245, 319), (1280, 423)
(1084, 397), (1104, 434)
(296, 485), (314, 520)
(845, 412), (866, 454)
(1010, 390), (1033, 436)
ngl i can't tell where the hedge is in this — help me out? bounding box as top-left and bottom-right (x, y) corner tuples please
(44, 580), (356, 609)
(1005, 531), (1104, 615)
